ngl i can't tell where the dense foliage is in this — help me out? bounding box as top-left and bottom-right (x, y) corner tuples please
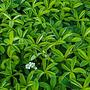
(1, 0), (90, 90)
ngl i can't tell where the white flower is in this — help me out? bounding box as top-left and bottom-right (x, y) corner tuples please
(34, 67), (37, 70)
(30, 63), (35, 68)
(25, 64), (30, 69)
(25, 62), (37, 70)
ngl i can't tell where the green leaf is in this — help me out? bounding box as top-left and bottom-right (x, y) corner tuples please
(71, 57), (76, 70)
(30, 53), (41, 61)
(49, 0), (55, 9)
(84, 27), (90, 37)
(34, 2), (43, 7)
(0, 88), (8, 90)
(1, 59), (8, 69)
(46, 63), (57, 71)
(73, 3), (83, 8)
(80, 60), (88, 67)
(31, 79), (39, 90)
(50, 76), (56, 89)
(0, 45), (5, 54)
(15, 83), (20, 90)
(61, 64), (70, 71)
(7, 46), (14, 57)
(19, 73), (26, 85)
(13, 15), (22, 20)
(65, 45), (74, 58)
(62, 33), (73, 40)
(36, 35), (43, 44)
(59, 72), (70, 82)
(73, 68), (86, 74)
(44, 0), (48, 8)
(70, 72), (76, 80)
(9, 20), (14, 28)
(79, 10), (85, 19)
(62, 7), (71, 12)
(9, 31), (14, 44)
(70, 79), (82, 88)
(52, 48), (64, 62)
(71, 37), (81, 42)
(84, 74), (90, 88)
(3, 13), (11, 20)
(77, 49), (88, 60)
(27, 71), (34, 83)
(40, 82), (51, 90)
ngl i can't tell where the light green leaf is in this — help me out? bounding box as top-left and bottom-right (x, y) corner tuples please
(59, 72), (70, 82)
(71, 37), (81, 42)
(77, 49), (88, 60)
(65, 45), (74, 58)
(34, 2), (43, 7)
(3, 13), (11, 20)
(73, 3), (83, 8)
(80, 60), (88, 67)
(13, 15), (22, 20)
(71, 57), (76, 70)
(70, 79), (82, 88)
(36, 35), (43, 44)
(79, 10), (85, 19)
(84, 74), (90, 88)
(15, 83), (20, 90)
(61, 64), (70, 71)
(9, 31), (14, 44)
(49, 0), (55, 9)
(62, 33), (73, 40)
(84, 27), (90, 37)
(70, 72), (76, 79)
(73, 68), (86, 74)
(46, 63), (57, 71)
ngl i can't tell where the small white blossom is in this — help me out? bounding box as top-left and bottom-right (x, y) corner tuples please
(25, 64), (31, 69)
(25, 62), (37, 70)
(30, 63), (35, 68)
(34, 67), (37, 70)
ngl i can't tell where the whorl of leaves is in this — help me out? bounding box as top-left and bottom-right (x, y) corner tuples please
(0, 0), (90, 90)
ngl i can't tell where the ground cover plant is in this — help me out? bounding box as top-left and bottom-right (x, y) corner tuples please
(1, 0), (90, 90)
